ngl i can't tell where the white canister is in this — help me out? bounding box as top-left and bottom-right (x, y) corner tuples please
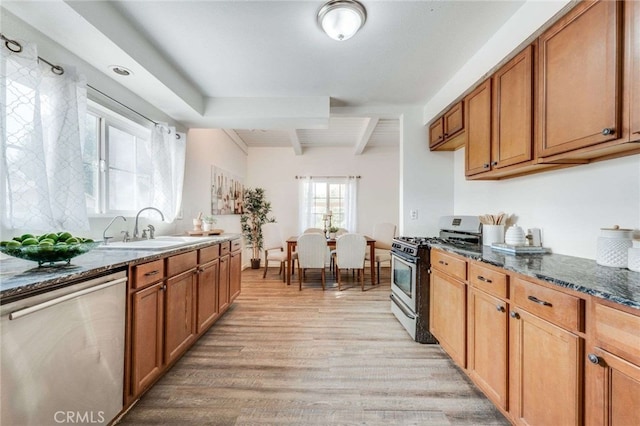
(505, 226), (526, 246)
(483, 225), (505, 246)
(596, 225), (632, 268)
(628, 240), (640, 272)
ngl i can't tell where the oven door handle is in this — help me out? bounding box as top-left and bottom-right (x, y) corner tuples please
(390, 294), (416, 320)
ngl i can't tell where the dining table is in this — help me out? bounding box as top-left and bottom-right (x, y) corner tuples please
(285, 235), (377, 286)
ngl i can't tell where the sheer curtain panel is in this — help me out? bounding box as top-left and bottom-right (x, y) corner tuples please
(1, 41), (89, 231)
(298, 176), (357, 234)
(148, 125), (185, 222)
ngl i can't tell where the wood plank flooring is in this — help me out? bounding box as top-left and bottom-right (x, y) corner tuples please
(117, 267), (509, 425)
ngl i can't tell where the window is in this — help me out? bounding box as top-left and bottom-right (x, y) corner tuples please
(83, 102), (152, 215)
(298, 177), (357, 233)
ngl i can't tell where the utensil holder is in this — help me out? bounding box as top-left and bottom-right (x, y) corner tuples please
(483, 225), (505, 246)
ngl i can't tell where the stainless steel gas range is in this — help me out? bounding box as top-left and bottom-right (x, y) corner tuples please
(390, 216), (482, 343)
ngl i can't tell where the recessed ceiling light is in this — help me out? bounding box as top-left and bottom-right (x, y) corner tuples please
(318, 0), (367, 41)
(109, 65), (133, 76)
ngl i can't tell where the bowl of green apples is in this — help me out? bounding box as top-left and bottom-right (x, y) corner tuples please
(0, 232), (99, 266)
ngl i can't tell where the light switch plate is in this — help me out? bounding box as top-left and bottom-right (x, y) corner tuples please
(410, 209), (418, 220)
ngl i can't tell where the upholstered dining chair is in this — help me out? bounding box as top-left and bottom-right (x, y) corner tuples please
(262, 222), (288, 282)
(296, 233), (328, 291)
(334, 233), (367, 291)
(365, 223), (397, 283)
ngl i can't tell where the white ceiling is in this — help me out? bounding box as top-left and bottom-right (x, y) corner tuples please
(3, 0), (526, 154)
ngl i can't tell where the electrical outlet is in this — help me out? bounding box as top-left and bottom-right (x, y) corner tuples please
(410, 209), (418, 220)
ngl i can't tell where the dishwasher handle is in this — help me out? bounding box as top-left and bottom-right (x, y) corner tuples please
(9, 277), (127, 321)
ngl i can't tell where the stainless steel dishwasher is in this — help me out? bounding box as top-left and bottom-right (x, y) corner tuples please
(1, 271), (127, 426)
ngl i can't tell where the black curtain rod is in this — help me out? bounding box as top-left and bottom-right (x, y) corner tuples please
(2, 32), (181, 140)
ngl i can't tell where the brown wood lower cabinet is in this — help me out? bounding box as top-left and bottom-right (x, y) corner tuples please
(468, 288), (509, 411)
(509, 307), (582, 426)
(126, 239), (242, 406)
(164, 269), (196, 365)
(131, 281), (164, 397)
(430, 269), (467, 368)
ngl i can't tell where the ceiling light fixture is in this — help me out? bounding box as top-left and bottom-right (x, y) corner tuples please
(109, 65), (132, 76)
(317, 0), (367, 41)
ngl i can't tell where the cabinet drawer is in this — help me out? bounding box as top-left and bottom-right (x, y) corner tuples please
(220, 242), (231, 256)
(513, 277), (582, 332)
(594, 303), (640, 364)
(231, 239), (242, 252)
(431, 250), (467, 281)
(167, 251), (197, 277)
(133, 259), (165, 289)
(199, 244), (220, 263)
(469, 262), (508, 299)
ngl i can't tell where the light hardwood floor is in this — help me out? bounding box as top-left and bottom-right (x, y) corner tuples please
(117, 267), (509, 425)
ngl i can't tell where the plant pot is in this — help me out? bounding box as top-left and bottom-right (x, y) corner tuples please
(203, 222), (213, 231)
(250, 258), (261, 269)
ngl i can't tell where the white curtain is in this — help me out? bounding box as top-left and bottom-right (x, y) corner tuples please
(148, 125), (185, 222)
(298, 176), (358, 234)
(1, 41), (89, 231)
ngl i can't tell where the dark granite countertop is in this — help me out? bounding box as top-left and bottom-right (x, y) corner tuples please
(0, 234), (241, 305)
(429, 243), (640, 311)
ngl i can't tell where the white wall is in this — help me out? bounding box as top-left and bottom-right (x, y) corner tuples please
(400, 107), (455, 237)
(182, 129), (247, 235)
(245, 146), (399, 240)
(453, 149), (640, 259)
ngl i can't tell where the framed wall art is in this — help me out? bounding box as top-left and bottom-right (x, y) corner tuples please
(211, 166), (244, 215)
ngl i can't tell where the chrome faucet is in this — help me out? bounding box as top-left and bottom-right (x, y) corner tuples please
(133, 207), (165, 239)
(103, 215), (127, 245)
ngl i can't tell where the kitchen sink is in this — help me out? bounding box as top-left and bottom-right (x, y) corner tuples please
(98, 236), (215, 251)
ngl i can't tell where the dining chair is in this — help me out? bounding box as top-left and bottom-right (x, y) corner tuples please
(262, 222), (288, 282)
(334, 233), (367, 291)
(365, 222), (396, 283)
(303, 228), (325, 234)
(296, 233), (328, 291)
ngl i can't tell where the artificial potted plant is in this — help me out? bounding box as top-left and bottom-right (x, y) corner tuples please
(329, 226), (339, 239)
(202, 215), (216, 232)
(240, 187), (275, 269)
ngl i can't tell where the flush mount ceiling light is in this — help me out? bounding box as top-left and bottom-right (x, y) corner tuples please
(108, 65), (133, 76)
(317, 0), (367, 41)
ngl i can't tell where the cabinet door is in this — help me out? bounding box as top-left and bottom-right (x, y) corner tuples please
(229, 250), (242, 302)
(468, 289), (509, 410)
(196, 259), (219, 334)
(430, 270), (467, 367)
(465, 79), (492, 176)
(165, 270), (196, 365)
(444, 101), (464, 137)
(492, 45), (533, 168)
(509, 308), (582, 426)
(429, 117), (445, 148)
(586, 347), (640, 426)
(218, 254), (230, 313)
(131, 282), (164, 397)
(630, 0), (640, 140)
(538, 1), (622, 157)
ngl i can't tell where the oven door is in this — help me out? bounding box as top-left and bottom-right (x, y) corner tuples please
(390, 252), (417, 312)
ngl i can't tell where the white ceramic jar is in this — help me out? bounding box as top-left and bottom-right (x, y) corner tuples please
(505, 225), (526, 246)
(628, 240), (640, 272)
(596, 225), (632, 268)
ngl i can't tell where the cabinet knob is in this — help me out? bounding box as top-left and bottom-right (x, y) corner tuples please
(601, 128), (615, 136)
(491, 161), (498, 166)
(477, 275), (493, 283)
(509, 311), (520, 319)
(483, 163), (490, 169)
(496, 305), (505, 313)
(587, 353), (600, 365)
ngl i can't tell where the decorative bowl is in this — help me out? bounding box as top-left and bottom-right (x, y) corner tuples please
(0, 241), (101, 266)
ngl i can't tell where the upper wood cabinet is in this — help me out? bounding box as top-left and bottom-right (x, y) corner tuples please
(492, 45), (534, 169)
(429, 100), (465, 151)
(465, 79), (492, 176)
(629, 0), (640, 140)
(537, 1), (622, 158)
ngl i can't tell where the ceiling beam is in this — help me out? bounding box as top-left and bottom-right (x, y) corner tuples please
(222, 129), (249, 155)
(289, 130), (303, 156)
(354, 117), (379, 155)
